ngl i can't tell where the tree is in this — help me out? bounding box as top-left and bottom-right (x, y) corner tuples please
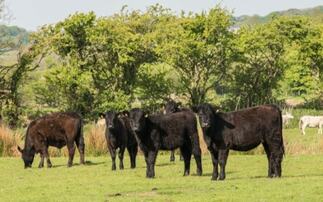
(228, 20), (286, 109)
(159, 7), (234, 105)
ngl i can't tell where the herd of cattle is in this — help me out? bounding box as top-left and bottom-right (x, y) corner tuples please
(17, 100), (323, 180)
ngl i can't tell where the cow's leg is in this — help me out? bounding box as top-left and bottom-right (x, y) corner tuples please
(67, 142), (76, 167)
(267, 137), (284, 178)
(128, 145), (138, 169)
(38, 152), (45, 168)
(263, 142), (274, 177)
(192, 144), (202, 176)
(302, 124), (307, 135)
(271, 148), (284, 178)
(107, 144), (116, 170)
(218, 149), (229, 180)
(75, 133), (85, 165)
(179, 151), (184, 161)
(180, 146), (192, 176)
(118, 146), (125, 170)
(319, 123), (323, 135)
(44, 148), (52, 168)
(209, 144), (219, 180)
(170, 150), (175, 162)
(145, 150), (158, 178)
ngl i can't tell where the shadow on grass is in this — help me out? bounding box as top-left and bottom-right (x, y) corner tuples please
(228, 173), (323, 180)
(200, 171), (235, 177)
(51, 160), (105, 168)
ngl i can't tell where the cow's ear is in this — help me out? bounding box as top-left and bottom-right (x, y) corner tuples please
(17, 146), (23, 153)
(222, 118), (235, 129)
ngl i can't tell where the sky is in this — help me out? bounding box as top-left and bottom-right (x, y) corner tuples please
(4, 0), (323, 31)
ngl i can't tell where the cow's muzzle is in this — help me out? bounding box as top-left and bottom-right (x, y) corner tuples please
(200, 122), (209, 128)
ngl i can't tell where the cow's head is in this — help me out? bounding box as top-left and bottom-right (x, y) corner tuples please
(105, 111), (119, 129)
(164, 99), (181, 114)
(18, 146), (35, 169)
(129, 108), (148, 133)
(194, 104), (215, 128)
(121, 110), (130, 117)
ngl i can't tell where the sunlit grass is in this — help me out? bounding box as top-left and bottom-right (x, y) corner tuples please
(1, 154), (323, 201)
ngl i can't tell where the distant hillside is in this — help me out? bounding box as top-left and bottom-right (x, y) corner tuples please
(0, 25), (29, 52)
(235, 5), (323, 26)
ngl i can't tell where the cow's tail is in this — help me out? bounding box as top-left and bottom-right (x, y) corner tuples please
(79, 118), (84, 146)
(277, 106), (285, 156)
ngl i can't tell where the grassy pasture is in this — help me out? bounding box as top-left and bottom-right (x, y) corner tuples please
(1, 125), (323, 201)
(1, 154), (323, 201)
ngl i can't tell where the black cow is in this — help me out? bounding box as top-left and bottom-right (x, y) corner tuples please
(104, 110), (138, 170)
(164, 99), (186, 162)
(129, 108), (202, 178)
(194, 104), (284, 180)
(17, 112), (85, 168)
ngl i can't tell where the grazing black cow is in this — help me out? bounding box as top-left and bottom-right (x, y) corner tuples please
(194, 104), (284, 180)
(17, 112), (85, 168)
(129, 108), (202, 178)
(104, 110), (138, 170)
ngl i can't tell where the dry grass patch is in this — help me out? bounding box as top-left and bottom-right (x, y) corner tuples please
(0, 125), (22, 157)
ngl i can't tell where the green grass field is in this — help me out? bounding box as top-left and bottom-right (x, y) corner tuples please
(1, 128), (323, 201)
(1, 153), (323, 202)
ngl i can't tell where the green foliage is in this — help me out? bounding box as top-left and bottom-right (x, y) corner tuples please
(135, 63), (177, 110)
(32, 63), (95, 119)
(159, 7), (234, 105)
(1, 5), (323, 124)
(227, 21), (286, 108)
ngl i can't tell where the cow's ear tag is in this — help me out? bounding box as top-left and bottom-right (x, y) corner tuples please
(145, 114), (149, 118)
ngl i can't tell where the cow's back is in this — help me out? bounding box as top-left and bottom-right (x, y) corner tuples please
(221, 105), (282, 150)
(150, 111), (197, 149)
(26, 112), (82, 149)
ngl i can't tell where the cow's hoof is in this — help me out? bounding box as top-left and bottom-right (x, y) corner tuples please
(196, 169), (202, 176)
(146, 175), (155, 179)
(219, 176), (225, 181)
(211, 176), (218, 181)
(47, 164), (52, 168)
(183, 171), (190, 176)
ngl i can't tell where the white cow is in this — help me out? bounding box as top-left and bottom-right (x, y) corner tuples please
(299, 115), (323, 135)
(282, 112), (294, 126)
